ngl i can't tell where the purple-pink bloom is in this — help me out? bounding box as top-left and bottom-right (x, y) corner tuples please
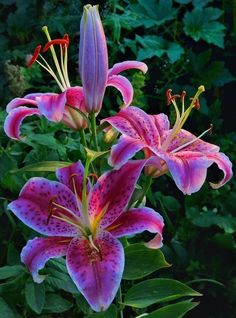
(79, 4), (148, 113)
(4, 87), (87, 140)
(8, 161), (164, 312)
(103, 92), (233, 195)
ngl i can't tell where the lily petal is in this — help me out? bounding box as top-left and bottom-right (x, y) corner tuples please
(108, 61), (148, 77)
(106, 75), (133, 107)
(8, 177), (80, 236)
(36, 92), (67, 122)
(150, 114), (170, 137)
(21, 236), (70, 283)
(66, 232), (124, 312)
(207, 152), (233, 189)
(109, 135), (145, 169)
(4, 106), (41, 140)
(6, 97), (37, 112)
(88, 160), (145, 228)
(56, 161), (91, 200)
(103, 106), (160, 146)
(66, 86), (85, 110)
(106, 207), (164, 249)
(156, 150), (213, 195)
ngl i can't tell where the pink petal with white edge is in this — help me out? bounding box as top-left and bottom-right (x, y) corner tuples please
(103, 106), (160, 147)
(4, 106), (41, 140)
(6, 97), (37, 112)
(36, 92), (67, 122)
(207, 152), (233, 189)
(8, 177), (81, 236)
(108, 60), (148, 77)
(88, 160), (145, 228)
(21, 236), (70, 283)
(66, 232), (124, 312)
(157, 150), (213, 195)
(56, 161), (91, 200)
(109, 135), (145, 169)
(106, 75), (133, 107)
(106, 207), (164, 249)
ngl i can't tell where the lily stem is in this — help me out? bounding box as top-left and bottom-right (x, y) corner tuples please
(118, 286), (124, 318)
(135, 176), (153, 208)
(90, 112), (99, 151)
(79, 129), (87, 148)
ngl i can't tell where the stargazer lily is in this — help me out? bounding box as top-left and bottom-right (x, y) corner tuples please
(4, 5), (147, 140)
(79, 4), (148, 114)
(103, 86), (233, 195)
(8, 160), (164, 312)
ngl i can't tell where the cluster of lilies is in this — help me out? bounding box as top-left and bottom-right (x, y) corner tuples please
(4, 4), (232, 312)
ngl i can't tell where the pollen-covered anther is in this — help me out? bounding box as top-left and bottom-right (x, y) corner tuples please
(166, 89), (181, 106)
(181, 90), (186, 101)
(26, 45), (42, 67)
(209, 124), (213, 136)
(190, 97), (200, 110)
(88, 173), (99, 182)
(43, 38), (69, 53)
(47, 196), (58, 224)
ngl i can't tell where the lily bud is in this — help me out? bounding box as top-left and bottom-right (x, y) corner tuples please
(79, 4), (108, 114)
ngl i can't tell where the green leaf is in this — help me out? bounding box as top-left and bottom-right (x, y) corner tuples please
(0, 265), (24, 280)
(123, 243), (170, 280)
(43, 293), (73, 313)
(0, 297), (15, 318)
(46, 269), (79, 294)
(183, 8), (225, 48)
(144, 300), (198, 318)
(136, 35), (184, 62)
(131, 0), (177, 28)
(124, 278), (201, 308)
(85, 304), (117, 318)
(12, 161), (71, 173)
(25, 281), (45, 314)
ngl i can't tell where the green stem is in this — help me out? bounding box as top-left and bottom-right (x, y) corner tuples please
(135, 176), (153, 208)
(158, 198), (174, 230)
(82, 157), (92, 230)
(79, 129), (87, 148)
(90, 112), (99, 151)
(118, 286), (124, 318)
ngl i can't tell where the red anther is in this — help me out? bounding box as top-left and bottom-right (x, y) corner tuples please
(43, 38), (69, 52)
(47, 196), (57, 224)
(26, 44), (42, 67)
(166, 89), (173, 106)
(88, 173), (99, 182)
(63, 33), (70, 45)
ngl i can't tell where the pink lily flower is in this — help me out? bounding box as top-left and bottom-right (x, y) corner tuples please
(8, 160), (164, 312)
(103, 86), (233, 195)
(79, 4), (148, 113)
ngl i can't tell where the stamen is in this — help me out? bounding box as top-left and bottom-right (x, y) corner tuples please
(88, 173), (98, 182)
(171, 125), (214, 153)
(88, 235), (100, 252)
(43, 39), (69, 53)
(26, 45), (42, 67)
(68, 174), (83, 212)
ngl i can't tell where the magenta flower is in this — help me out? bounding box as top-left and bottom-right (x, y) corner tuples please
(103, 87), (233, 195)
(79, 4), (148, 113)
(8, 161), (164, 312)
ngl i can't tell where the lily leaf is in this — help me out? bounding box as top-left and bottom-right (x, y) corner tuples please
(11, 161), (71, 173)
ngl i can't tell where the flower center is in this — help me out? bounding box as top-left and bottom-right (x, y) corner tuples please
(26, 26), (71, 91)
(161, 85), (206, 151)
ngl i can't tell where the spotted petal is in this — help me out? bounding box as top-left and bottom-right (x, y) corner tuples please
(150, 113), (170, 137)
(36, 92), (67, 122)
(4, 106), (41, 140)
(56, 161), (91, 199)
(106, 207), (164, 249)
(106, 75), (133, 107)
(207, 152), (233, 189)
(108, 60), (148, 77)
(88, 160), (145, 228)
(109, 135), (145, 169)
(8, 177), (81, 236)
(21, 236), (70, 283)
(66, 232), (124, 312)
(104, 106), (160, 147)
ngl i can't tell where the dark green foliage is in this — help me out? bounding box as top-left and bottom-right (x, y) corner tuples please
(0, 0), (235, 317)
